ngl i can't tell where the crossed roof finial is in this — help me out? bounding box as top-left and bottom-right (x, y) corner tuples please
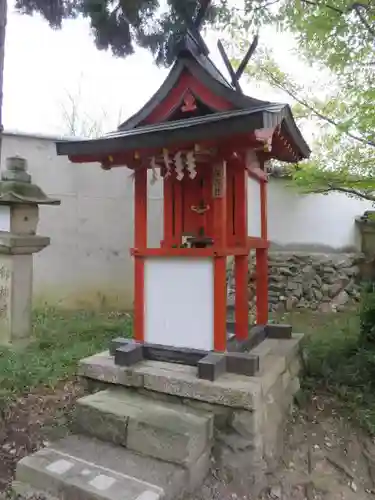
(178, 1), (259, 93)
(217, 35), (259, 93)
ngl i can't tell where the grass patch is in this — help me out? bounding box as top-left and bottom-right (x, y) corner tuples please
(281, 309), (375, 434)
(1, 305), (374, 435)
(0, 308), (131, 407)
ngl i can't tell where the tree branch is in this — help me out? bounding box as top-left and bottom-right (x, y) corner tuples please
(351, 3), (375, 38)
(260, 66), (375, 148)
(314, 184), (375, 201)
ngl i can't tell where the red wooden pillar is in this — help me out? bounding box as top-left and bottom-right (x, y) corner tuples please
(256, 178), (268, 324)
(134, 167), (147, 342)
(234, 166), (248, 340)
(212, 160), (227, 351)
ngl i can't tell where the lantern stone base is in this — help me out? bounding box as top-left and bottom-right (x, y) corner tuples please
(14, 334), (303, 500)
(0, 234), (51, 346)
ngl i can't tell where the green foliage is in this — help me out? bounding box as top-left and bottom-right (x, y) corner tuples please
(294, 302), (375, 434)
(359, 282), (375, 345)
(297, 310), (374, 433)
(228, 1), (375, 202)
(0, 308), (131, 407)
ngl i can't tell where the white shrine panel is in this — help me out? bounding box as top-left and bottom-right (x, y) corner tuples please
(247, 177), (262, 238)
(144, 257), (214, 351)
(0, 206), (10, 232)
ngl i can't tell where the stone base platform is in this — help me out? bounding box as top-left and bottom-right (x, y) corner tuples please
(14, 334), (303, 499)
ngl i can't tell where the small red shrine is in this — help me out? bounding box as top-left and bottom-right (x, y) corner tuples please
(56, 26), (310, 361)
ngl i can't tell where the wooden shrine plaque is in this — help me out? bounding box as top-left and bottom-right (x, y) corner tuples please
(212, 162), (226, 198)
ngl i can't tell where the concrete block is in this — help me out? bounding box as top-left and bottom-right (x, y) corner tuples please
(260, 355), (287, 396)
(73, 388), (213, 466)
(115, 343), (143, 367)
(183, 399), (231, 430)
(197, 353), (226, 381)
(78, 352), (144, 388)
(126, 406), (212, 466)
(231, 409), (263, 439)
(266, 324), (292, 339)
(109, 337), (131, 356)
(226, 352), (259, 376)
(141, 363), (263, 410)
(78, 354), (286, 411)
(73, 395), (128, 447)
(16, 435), (187, 500)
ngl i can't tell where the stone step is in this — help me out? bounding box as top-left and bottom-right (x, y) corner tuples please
(15, 434), (203, 500)
(72, 387), (213, 467)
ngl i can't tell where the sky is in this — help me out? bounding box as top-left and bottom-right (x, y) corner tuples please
(3, 0), (315, 139)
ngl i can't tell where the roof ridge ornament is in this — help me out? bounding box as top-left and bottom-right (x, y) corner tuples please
(217, 34), (259, 94)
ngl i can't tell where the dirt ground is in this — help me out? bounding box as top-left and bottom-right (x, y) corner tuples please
(1, 384), (375, 500)
(0, 380), (83, 493)
(261, 395), (375, 500)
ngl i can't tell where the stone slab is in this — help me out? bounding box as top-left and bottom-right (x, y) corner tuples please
(79, 353), (263, 410)
(140, 363), (263, 410)
(16, 435), (186, 500)
(78, 335), (302, 411)
(78, 351), (145, 388)
(74, 388), (213, 466)
(197, 353), (226, 381)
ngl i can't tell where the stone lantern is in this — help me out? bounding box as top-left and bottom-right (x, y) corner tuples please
(0, 156), (60, 346)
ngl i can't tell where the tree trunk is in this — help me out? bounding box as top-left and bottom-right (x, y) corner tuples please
(0, 0), (6, 169)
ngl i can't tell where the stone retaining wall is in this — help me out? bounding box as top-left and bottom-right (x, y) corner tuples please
(227, 252), (363, 313)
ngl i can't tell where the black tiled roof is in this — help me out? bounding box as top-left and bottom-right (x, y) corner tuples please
(56, 104), (310, 160)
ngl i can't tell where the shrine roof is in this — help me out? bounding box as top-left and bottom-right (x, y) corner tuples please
(56, 30), (310, 163)
(118, 32), (270, 131)
(56, 104), (310, 161)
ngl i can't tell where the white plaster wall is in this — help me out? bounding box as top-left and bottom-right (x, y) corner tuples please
(265, 179), (373, 252)
(1, 132), (163, 309)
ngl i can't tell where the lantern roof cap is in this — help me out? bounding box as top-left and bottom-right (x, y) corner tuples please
(0, 157), (60, 205)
